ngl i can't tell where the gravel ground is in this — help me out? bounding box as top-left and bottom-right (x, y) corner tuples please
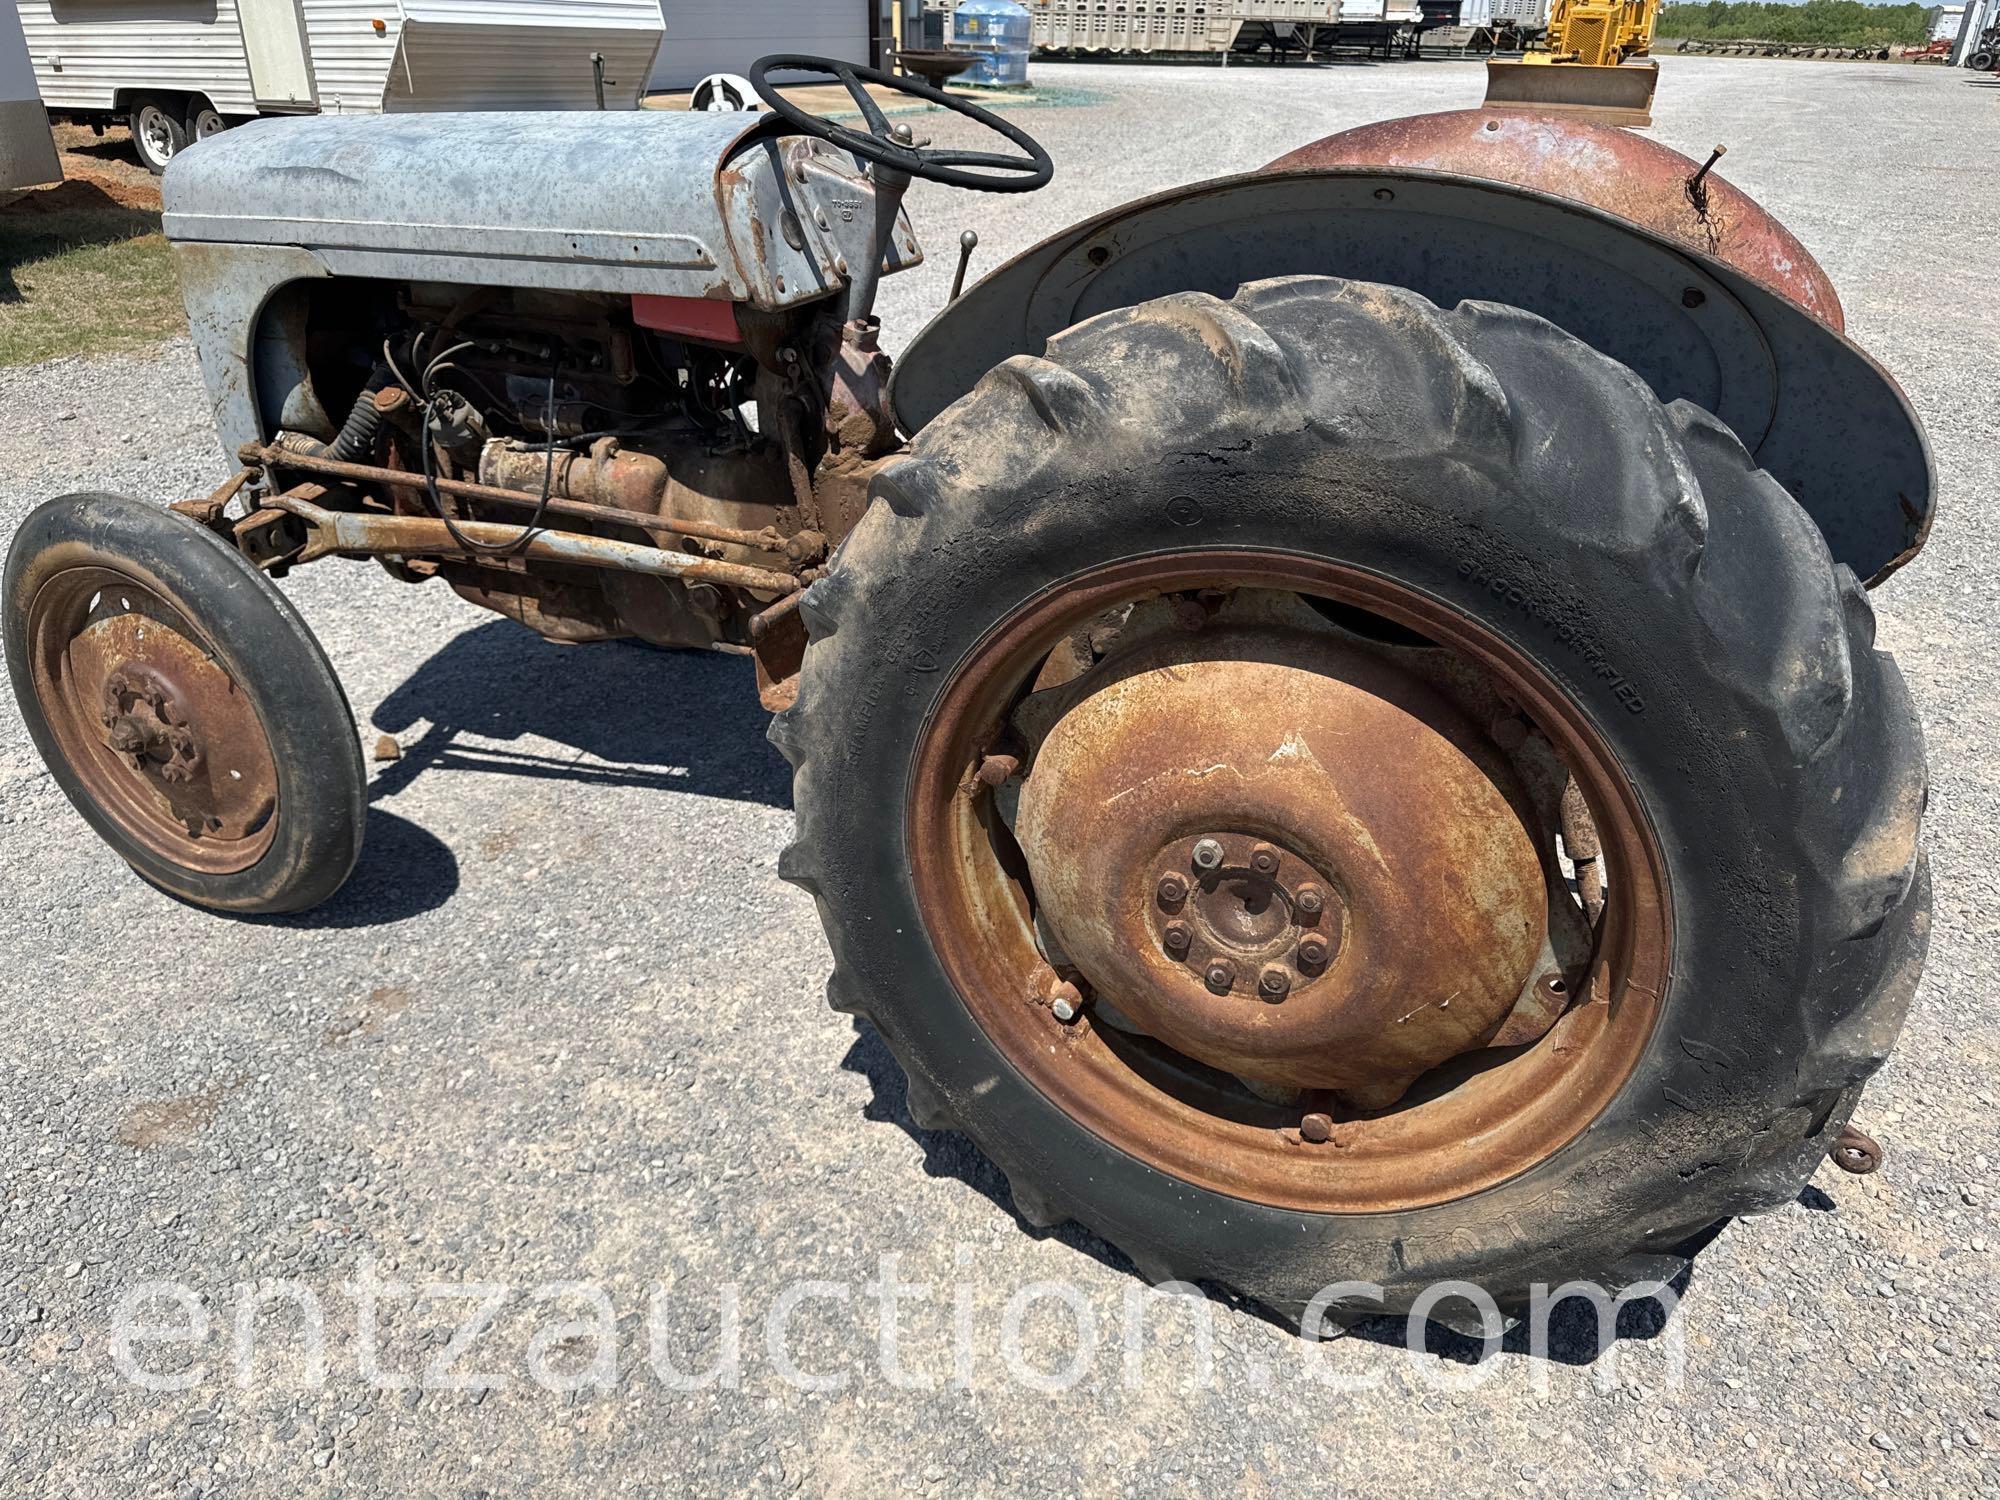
(3, 55), (1997, 1497)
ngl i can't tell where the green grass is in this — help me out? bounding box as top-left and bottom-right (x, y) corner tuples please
(0, 195), (185, 367)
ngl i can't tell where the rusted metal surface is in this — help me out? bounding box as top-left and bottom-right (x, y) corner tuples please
(264, 492), (802, 596)
(169, 469), (253, 535)
(1010, 608), (1549, 1106)
(824, 319), (899, 458)
(244, 444), (789, 556)
(751, 603), (809, 713)
(1561, 776), (1607, 924)
(25, 569), (278, 875)
(1263, 109), (1844, 331)
(908, 554), (1670, 1213)
(476, 438), (795, 560)
(1832, 1124), (1884, 1175)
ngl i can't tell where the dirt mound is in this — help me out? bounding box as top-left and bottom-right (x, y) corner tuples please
(2, 165), (161, 218)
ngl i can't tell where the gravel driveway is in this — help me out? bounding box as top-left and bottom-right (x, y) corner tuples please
(2, 56), (1996, 1497)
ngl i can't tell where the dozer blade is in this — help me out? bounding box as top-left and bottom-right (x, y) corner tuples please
(1482, 59), (1658, 128)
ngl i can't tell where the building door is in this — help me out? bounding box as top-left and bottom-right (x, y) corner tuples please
(238, 0), (317, 109)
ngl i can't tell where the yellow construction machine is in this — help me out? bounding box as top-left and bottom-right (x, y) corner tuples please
(1483, 0), (1661, 127)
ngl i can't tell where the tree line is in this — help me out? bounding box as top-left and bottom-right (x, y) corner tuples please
(1657, 1), (1933, 47)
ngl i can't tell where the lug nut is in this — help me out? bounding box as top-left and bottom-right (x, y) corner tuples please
(976, 752), (1021, 788)
(1156, 872), (1188, 906)
(1203, 959), (1236, 993)
(1300, 1112), (1334, 1144)
(1249, 843), (1280, 877)
(1191, 838), (1225, 872)
(1258, 965), (1290, 998)
(1048, 979), (1084, 1024)
(1162, 921), (1192, 956)
(1297, 934), (1331, 968)
(1295, 883), (1326, 917)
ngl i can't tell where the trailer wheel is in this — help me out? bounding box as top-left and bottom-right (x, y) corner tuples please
(128, 97), (188, 173)
(4, 494), (366, 914)
(775, 277), (1929, 1323)
(186, 102), (229, 146)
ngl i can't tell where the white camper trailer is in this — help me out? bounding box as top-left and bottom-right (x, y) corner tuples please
(17, 0), (666, 173)
(2, 0), (58, 188)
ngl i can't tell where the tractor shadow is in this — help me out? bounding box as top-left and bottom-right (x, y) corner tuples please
(840, 1015), (1705, 1365)
(244, 623), (788, 932)
(368, 622), (792, 810)
(239, 806), (461, 931)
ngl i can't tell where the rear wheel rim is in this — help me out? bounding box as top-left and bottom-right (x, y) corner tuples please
(25, 566), (280, 875)
(907, 551), (1671, 1214)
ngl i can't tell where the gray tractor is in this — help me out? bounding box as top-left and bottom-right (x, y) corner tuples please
(4, 58), (1932, 1328)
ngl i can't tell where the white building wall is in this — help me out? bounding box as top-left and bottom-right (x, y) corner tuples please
(651, 0), (872, 91)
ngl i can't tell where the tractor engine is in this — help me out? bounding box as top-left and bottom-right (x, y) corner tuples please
(260, 279), (880, 698)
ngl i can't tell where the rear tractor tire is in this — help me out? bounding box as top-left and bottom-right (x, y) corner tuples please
(775, 276), (1929, 1325)
(4, 493), (366, 914)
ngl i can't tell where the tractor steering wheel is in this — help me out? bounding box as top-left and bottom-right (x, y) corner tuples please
(748, 54), (1054, 194)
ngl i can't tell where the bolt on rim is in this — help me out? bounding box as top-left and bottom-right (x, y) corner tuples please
(907, 552), (1671, 1214)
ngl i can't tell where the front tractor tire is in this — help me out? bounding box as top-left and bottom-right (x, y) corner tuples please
(5, 494), (366, 915)
(775, 277), (1928, 1324)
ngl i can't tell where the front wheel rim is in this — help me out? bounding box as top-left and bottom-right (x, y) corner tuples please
(26, 566), (280, 875)
(907, 552), (1671, 1215)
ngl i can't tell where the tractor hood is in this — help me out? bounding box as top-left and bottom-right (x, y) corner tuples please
(161, 110), (920, 310)
(892, 110), (1933, 585)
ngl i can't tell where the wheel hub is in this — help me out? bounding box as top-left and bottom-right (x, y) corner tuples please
(101, 667), (204, 784)
(44, 584), (280, 860)
(1013, 619), (1548, 1102)
(1148, 830), (1343, 998)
